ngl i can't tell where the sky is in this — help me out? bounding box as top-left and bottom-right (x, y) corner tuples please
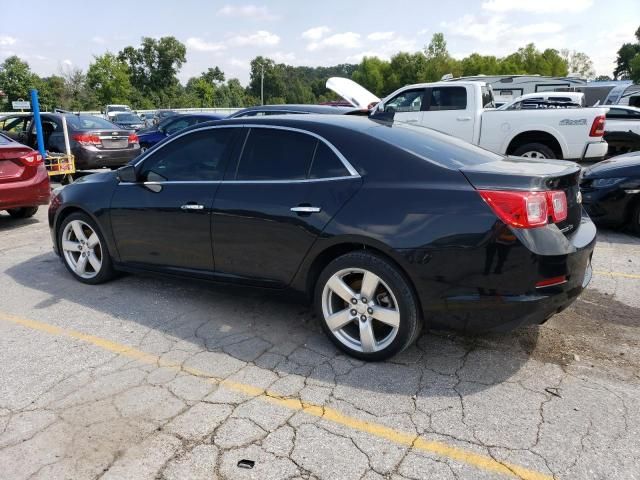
(1, 0), (638, 85)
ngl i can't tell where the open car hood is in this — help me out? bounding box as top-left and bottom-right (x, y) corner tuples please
(326, 77), (381, 110)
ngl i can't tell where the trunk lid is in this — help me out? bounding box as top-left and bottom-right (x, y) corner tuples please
(0, 136), (36, 184)
(326, 77), (381, 110)
(461, 157), (583, 235)
(75, 129), (135, 150)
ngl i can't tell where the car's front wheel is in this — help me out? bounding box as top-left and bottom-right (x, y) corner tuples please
(58, 212), (116, 284)
(315, 251), (422, 361)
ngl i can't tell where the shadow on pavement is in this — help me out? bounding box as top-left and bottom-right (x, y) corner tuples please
(6, 252), (543, 398)
(0, 213), (40, 231)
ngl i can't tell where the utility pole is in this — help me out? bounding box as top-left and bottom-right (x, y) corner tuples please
(260, 62), (265, 105)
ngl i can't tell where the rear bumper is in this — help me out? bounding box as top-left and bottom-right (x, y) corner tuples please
(0, 164), (50, 210)
(74, 146), (141, 170)
(580, 141), (608, 161)
(399, 214), (597, 332)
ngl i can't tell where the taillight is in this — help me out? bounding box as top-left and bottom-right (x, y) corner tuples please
(128, 133), (139, 143)
(19, 152), (43, 166)
(547, 191), (567, 222)
(589, 115), (605, 137)
(478, 189), (568, 228)
(73, 133), (101, 145)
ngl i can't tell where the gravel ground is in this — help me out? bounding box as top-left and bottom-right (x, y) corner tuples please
(0, 208), (638, 480)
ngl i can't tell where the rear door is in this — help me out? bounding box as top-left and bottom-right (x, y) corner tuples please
(211, 126), (361, 287)
(110, 126), (238, 272)
(421, 86), (475, 142)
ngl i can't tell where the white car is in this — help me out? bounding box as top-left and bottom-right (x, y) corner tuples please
(498, 92), (585, 110)
(603, 105), (640, 156)
(327, 77), (608, 161)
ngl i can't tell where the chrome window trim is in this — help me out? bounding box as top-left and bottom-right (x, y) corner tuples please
(117, 176), (358, 186)
(131, 123), (359, 179)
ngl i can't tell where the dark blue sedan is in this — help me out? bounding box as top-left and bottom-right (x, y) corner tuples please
(137, 113), (224, 151)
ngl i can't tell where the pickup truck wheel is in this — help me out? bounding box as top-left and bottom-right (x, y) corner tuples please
(513, 143), (556, 159)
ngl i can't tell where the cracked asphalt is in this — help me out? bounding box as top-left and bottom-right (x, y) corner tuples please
(0, 208), (639, 480)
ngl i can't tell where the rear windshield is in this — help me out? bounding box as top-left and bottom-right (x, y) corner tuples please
(114, 113), (141, 122)
(66, 116), (118, 130)
(370, 122), (502, 168)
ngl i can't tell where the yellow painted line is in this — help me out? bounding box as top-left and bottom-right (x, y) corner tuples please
(594, 270), (640, 280)
(0, 310), (550, 480)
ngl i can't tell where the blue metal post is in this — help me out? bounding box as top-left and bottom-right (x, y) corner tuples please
(30, 89), (46, 158)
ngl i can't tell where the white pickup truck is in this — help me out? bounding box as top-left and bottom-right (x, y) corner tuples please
(327, 77), (608, 161)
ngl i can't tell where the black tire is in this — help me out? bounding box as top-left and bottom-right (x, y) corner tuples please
(7, 207), (38, 219)
(314, 251), (422, 361)
(630, 201), (640, 236)
(57, 212), (116, 285)
(512, 143), (556, 159)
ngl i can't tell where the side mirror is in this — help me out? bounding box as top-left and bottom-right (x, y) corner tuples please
(117, 164), (137, 183)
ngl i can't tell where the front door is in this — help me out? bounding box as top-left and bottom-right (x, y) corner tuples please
(212, 126), (361, 287)
(110, 127), (238, 272)
(383, 88), (426, 126)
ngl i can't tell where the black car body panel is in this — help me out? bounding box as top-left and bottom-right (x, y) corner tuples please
(228, 104), (363, 118)
(49, 115), (596, 333)
(580, 152), (640, 227)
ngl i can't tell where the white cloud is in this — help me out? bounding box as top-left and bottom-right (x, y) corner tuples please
(367, 31), (394, 41)
(302, 26), (330, 41)
(347, 35), (419, 62)
(307, 32), (362, 51)
(441, 14), (510, 42)
(91, 36), (105, 45)
(0, 35), (17, 47)
(186, 37), (227, 52)
(271, 51), (296, 63)
(418, 28), (429, 36)
(482, 0), (593, 13)
(518, 22), (563, 35)
(230, 58), (250, 70)
(62, 59), (73, 66)
(228, 30), (280, 47)
(217, 5), (279, 20)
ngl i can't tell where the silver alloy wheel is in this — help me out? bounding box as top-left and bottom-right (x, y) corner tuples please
(321, 268), (400, 353)
(61, 220), (103, 279)
(520, 151), (548, 159)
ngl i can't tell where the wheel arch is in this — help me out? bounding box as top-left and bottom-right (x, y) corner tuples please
(299, 237), (422, 311)
(53, 205), (118, 260)
(505, 130), (564, 159)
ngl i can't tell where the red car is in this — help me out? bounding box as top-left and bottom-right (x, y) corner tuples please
(0, 133), (50, 218)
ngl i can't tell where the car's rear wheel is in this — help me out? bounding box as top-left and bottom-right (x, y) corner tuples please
(513, 143), (556, 159)
(58, 212), (115, 284)
(7, 207), (39, 219)
(315, 251), (421, 361)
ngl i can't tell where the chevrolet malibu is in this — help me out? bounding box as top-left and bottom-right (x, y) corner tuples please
(48, 116), (595, 360)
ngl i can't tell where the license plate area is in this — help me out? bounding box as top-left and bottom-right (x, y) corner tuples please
(101, 138), (128, 149)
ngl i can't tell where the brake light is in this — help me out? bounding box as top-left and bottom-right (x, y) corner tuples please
(547, 191), (567, 222)
(479, 189), (568, 228)
(18, 151), (43, 166)
(128, 133), (139, 143)
(479, 190), (548, 228)
(589, 115), (605, 137)
(73, 133), (101, 145)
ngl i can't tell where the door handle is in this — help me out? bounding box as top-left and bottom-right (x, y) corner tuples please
(404, 119), (418, 123)
(181, 204), (204, 210)
(456, 116), (471, 121)
(290, 206), (321, 213)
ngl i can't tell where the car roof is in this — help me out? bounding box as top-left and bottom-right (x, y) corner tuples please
(231, 104), (359, 116)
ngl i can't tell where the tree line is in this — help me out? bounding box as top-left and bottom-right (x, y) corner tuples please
(0, 28), (638, 112)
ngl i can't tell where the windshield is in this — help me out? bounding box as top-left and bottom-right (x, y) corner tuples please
(114, 113), (141, 122)
(66, 115), (120, 130)
(107, 106), (129, 113)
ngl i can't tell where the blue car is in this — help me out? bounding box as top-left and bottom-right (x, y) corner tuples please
(137, 113), (224, 151)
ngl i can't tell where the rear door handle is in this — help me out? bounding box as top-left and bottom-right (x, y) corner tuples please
(181, 204), (204, 210)
(456, 116), (471, 121)
(291, 206), (321, 213)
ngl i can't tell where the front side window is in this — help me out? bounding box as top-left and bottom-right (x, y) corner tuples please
(428, 87), (467, 111)
(236, 128), (317, 180)
(1, 116), (29, 133)
(385, 89), (425, 113)
(164, 118), (193, 135)
(139, 128), (234, 182)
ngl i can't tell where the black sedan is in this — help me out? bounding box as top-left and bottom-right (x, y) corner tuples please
(581, 152), (640, 234)
(48, 116), (595, 360)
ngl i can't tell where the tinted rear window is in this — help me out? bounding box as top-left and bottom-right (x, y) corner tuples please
(66, 116), (118, 130)
(308, 142), (349, 179)
(371, 123), (502, 167)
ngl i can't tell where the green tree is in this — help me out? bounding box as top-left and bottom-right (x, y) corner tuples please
(560, 50), (595, 78)
(0, 56), (38, 104)
(421, 33), (461, 81)
(118, 36), (186, 106)
(614, 26), (640, 79)
(86, 53), (132, 106)
(352, 56), (389, 96)
(248, 57), (287, 103)
(37, 75), (65, 111)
